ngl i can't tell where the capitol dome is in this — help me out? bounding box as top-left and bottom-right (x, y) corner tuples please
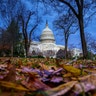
(40, 21), (55, 43)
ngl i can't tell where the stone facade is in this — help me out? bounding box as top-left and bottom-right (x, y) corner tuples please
(28, 22), (65, 58)
(28, 22), (82, 58)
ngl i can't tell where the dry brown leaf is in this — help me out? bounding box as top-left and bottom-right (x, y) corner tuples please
(3, 63), (16, 82)
(21, 71), (50, 91)
(27, 61), (32, 66)
(28, 71), (39, 78)
(39, 63), (49, 70)
(46, 81), (77, 96)
(18, 59), (23, 65)
(21, 78), (50, 91)
(73, 74), (96, 94)
(84, 69), (96, 74)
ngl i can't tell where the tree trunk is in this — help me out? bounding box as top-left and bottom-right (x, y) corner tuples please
(78, 16), (88, 59)
(11, 42), (13, 57)
(24, 38), (30, 57)
(64, 36), (68, 59)
(24, 40), (28, 57)
(59, 0), (88, 59)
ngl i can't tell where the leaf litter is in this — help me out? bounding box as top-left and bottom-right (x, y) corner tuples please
(0, 57), (96, 96)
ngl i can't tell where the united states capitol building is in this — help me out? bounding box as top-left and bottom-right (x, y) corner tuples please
(28, 22), (82, 58)
(28, 22), (65, 58)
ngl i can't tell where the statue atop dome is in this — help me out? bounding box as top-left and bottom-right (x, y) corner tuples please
(46, 20), (48, 27)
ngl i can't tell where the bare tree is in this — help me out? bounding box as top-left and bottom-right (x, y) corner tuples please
(0, 0), (20, 27)
(41, 0), (96, 59)
(58, 0), (96, 59)
(89, 41), (96, 53)
(53, 10), (78, 59)
(18, 4), (39, 57)
(0, 0), (40, 57)
(85, 32), (96, 53)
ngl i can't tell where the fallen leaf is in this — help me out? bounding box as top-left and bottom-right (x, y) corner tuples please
(63, 65), (87, 76)
(21, 71), (51, 91)
(46, 81), (77, 96)
(0, 81), (29, 91)
(63, 73), (72, 78)
(73, 74), (96, 95)
(50, 76), (63, 83)
(22, 78), (50, 91)
(39, 63), (49, 70)
(3, 63), (16, 82)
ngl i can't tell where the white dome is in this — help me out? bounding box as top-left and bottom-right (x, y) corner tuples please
(40, 22), (55, 43)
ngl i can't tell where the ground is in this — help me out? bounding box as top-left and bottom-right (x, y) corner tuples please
(0, 57), (96, 96)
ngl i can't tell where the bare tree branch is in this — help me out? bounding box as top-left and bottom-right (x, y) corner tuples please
(59, 0), (78, 18)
